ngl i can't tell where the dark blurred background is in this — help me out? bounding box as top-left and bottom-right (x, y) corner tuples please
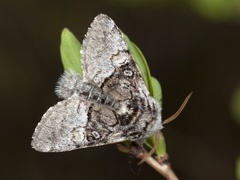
(1, 0), (240, 179)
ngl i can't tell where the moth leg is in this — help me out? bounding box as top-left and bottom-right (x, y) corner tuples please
(133, 138), (145, 147)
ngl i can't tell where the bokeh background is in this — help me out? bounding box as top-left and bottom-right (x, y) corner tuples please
(1, 0), (240, 179)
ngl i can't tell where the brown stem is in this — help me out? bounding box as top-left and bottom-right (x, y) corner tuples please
(136, 151), (178, 180)
(117, 144), (179, 180)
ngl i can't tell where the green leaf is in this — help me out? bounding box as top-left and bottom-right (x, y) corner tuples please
(60, 28), (82, 75)
(123, 33), (164, 157)
(145, 133), (166, 157)
(151, 76), (162, 106)
(123, 33), (162, 105)
(123, 34), (152, 93)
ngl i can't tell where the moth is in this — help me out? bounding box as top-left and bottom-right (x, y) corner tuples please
(31, 14), (163, 152)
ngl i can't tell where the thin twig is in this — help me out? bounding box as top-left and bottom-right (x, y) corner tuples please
(136, 151), (178, 180)
(117, 144), (179, 180)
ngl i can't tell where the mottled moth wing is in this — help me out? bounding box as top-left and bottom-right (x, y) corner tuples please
(32, 14), (162, 152)
(81, 14), (162, 137)
(32, 94), (126, 152)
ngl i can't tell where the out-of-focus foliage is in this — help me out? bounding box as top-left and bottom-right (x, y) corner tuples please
(106, 0), (181, 7)
(107, 0), (240, 22)
(190, 0), (240, 21)
(237, 155), (240, 180)
(230, 86), (240, 180)
(230, 86), (240, 127)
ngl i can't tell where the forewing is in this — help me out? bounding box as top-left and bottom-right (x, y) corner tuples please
(81, 14), (127, 86)
(80, 14), (162, 138)
(81, 14), (150, 102)
(31, 94), (126, 152)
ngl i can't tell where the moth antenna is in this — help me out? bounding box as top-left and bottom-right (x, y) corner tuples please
(138, 132), (160, 165)
(163, 92), (193, 125)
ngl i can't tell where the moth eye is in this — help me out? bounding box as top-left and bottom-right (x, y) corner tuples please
(123, 69), (133, 77)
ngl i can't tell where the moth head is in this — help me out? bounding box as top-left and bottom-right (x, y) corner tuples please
(55, 70), (83, 99)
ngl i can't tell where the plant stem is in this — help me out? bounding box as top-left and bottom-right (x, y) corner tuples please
(117, 144), (179, 179)
(137, 151), (178, 180)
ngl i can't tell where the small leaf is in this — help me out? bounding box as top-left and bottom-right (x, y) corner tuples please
(151, 76), (162, 106)
(123, 33), (164, 156)
(123, 33), (152, 92)
(60, 28), (82, 75)
(123, 33), (162, 103)
(145, 133), (166, 157)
